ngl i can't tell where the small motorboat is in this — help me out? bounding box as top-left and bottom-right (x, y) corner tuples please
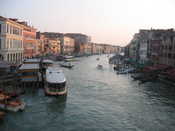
(0, 92), (25, 112)
(117, 68), (135, 74)
(60, 62), (74, 69)
(0, 99), (25, 112)
(97, 64), (103, 69)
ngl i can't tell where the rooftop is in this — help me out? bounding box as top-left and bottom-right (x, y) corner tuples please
(19, 64), (40, 70)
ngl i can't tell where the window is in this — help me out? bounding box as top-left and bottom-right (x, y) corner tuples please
(10, 39), (13, 48)
(0, 38), (1, 49)
(6, 24), (9, 33)
(6, 39), (9, 48)
(10, 26), (13, 34)
(0, 24), (1, 34)
(168, 53), (172, 58)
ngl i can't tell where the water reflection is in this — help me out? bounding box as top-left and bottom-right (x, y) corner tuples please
(140, 82), (175, 108)
(46, 96), (67, 113)
(1, 55), (175, 131)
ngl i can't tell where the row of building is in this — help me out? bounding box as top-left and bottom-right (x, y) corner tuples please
(124, 28), (175, 67)
(0, 16), (121, 64)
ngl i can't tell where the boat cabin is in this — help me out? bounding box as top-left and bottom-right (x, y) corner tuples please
(45, 67), (67, 96)
(42, 59), (54, 68)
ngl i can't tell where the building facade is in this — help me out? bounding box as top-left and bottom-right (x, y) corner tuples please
(36, 32), (45, 56)
(65, 33), (90, 55)
(19, 22), (37, 58)
(44, 38), (60, 55)
(159, 30), (175, 66)
(60, 36), (75, 55)
(0, 16), (23, 63)
(37, 32), (61, 55)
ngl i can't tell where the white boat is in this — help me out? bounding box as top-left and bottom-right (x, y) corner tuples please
(96, 58), (100, 61)
(59, 62), (74, 69)
(42, 59), (54, 69)
(64, 55), (74, 59)
(97, 64), (103, 69)
(42, 59), (54, 66)
(44, 66), (67, 96)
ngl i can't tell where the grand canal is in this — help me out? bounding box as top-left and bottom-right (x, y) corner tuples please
(1, 55), (175, 131)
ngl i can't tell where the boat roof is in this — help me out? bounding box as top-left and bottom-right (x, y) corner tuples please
(46, 67), (66, 83)
(43, 59), (54, 64)
(23, 58), (40, 63)
(19, 64), (40, 70)
(64, 55), (74, 59)
(0, 61), (11, 68)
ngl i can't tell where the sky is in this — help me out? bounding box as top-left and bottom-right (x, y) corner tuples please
(1, 0), (175, 46)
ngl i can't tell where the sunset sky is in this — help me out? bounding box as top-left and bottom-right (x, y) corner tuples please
(1, 0), (175, 46)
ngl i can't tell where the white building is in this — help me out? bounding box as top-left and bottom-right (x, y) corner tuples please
(0, 16), (23, 63)
(139, 40), (148, 64)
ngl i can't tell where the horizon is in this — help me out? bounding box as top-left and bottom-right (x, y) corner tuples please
(1, 0), (175, 46)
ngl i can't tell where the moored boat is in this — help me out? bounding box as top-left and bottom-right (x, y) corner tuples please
(42, 59), (54, 73)
(64, 55), (74, 59)
(97, 64), (103, 69)
(42, 59), (54, 67)
(0, 111), (5, 120)
(96, 58), (100, 61)
(0, 92), (25, 112)
(117, 67), (135, 74)
(59, 62), (74, 69)
(44, 66), (67, 96)
(0, 99), (25, 112)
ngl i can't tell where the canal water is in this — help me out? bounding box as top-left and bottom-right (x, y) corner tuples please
(1, 55), (175, 131)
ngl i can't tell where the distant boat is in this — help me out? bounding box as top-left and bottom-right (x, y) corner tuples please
(44, 66), (67, 96)
(117, 68), (135, 74)
(97, 64), (103, 69)
(64, 55), (74, 59)
(60, 62), (74, 69)
(96, 58), (100, 61)
(42, 59), (54, 66)
(42, 59), (54, 70)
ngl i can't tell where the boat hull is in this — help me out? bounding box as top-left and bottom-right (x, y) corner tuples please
(60, 64), (74, 69)
(0, 111), (5, 120)
(0, 102), (25, 112)
(44, 86), (67, 97)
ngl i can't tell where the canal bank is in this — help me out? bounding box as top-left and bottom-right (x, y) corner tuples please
(1, 55), (175, 131)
